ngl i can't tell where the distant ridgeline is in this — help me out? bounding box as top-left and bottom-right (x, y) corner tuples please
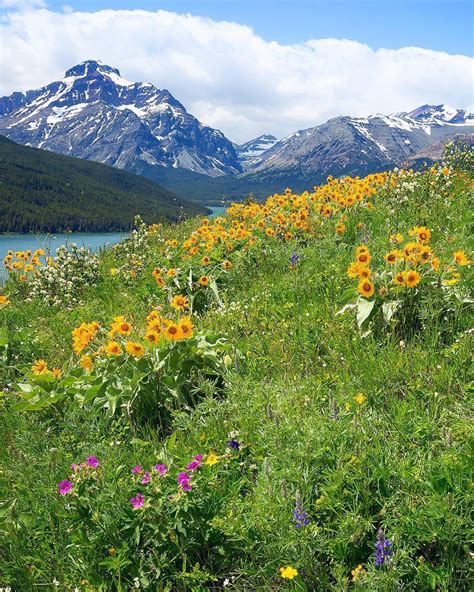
(0, 136), (207, 233)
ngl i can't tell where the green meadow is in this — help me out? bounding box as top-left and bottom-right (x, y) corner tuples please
(0, 147), (472, 591)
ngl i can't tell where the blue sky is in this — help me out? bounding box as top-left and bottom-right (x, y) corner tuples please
(16, 0), (474, 56)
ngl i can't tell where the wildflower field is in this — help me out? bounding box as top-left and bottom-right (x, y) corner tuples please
(0, 145), (472, 591)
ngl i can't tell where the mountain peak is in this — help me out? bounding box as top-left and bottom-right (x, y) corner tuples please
(0, 61), (242, 177)
(407, 104), (462, 123)
(65, 60), (123, 80)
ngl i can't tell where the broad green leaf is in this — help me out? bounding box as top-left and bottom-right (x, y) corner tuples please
(209, 277), (223, 307)
(382, 300), (400, 323)
(356, 297), (376, 328)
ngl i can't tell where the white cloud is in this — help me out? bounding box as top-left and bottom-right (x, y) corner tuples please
(0, 7), (472, 143)
(0, 0), (46, 8)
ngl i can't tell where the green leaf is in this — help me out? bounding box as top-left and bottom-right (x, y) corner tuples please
(209, 277), (223, 307)
(166, 431), (177, 450)
(356, 297), (376, 328)
(0, 328), (8, 347)
(382, 300), (400, 323)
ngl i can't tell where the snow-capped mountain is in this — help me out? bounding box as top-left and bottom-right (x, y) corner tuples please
(236, 134), (278, 169)
(0, 60), (241, 177)
(245, 105), (474, 180)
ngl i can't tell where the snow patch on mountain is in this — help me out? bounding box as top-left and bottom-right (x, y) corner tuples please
(236, 134), (278, 169)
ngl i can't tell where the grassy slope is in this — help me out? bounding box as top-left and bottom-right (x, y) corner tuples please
(0, 136), (207, 232)
(0, 169), (472, 590)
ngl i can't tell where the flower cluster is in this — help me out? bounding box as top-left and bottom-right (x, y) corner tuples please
(111, 216), (153, 281)
(293, 495), (309, 528)
(31, 359), (62, 379)
(3, 248), (47, 278)
(57, 455), (101, 496)
(72, 321), (100, 354)
(51, 310), (195, 374)
(16, 244), (99, 307)
(129, 452), (221, 509)
(347, 227), (470, 301)
(375, 535), (393, 568)
(351, 563), (365, 581)
(0, 294), (11, 308)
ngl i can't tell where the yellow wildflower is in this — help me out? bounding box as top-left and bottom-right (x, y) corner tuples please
(32, 359), (48, 375)
(279, 566), (298, 580)
(125, 342), (145, 358)
(205, 453), (219, 466)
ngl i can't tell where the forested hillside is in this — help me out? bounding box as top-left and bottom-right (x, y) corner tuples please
(0, 136), (207, 233)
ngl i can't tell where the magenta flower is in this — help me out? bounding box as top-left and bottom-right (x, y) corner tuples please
(194, 454), (203, 462)
(130, 492), (144, 509)
(186, 460), (201, 471)
(58, 479), (73, 495)
(177, 472), (192, 492)
(131, 465), (142, 474)
(141, 471), (151, 485)
(153, 464), (168, 476)
(86, 455), (100, 468)
(70, 463), (79, 471)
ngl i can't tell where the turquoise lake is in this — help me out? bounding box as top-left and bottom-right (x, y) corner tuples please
(0, 206), (228, 281)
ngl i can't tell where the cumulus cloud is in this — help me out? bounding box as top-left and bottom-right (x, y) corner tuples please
(0, 7), (472, 142)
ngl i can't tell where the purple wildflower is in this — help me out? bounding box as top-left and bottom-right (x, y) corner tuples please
(177, 472), (192, 492)
(86, 455), (100, 468)
(187, 459), (201, 471)
(290, 252), (299, 266)
(58, 479), (73, 495)
(131, 465), (142, 474)
(228, 439), (240, 450)
(375, 534), (393, 567)
(293, 497), (309, 528)
(194, 454), (203, 462)
(70, 463), (79, 472)
(130, 492), (144, 509)
(141, 471), (151, 485)
(153, 464), (168, 476)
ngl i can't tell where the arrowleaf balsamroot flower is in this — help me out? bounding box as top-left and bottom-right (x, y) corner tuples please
(171, 294), (189, 310)
(32, 359), (48, 375)
(164, 322), (183, 341)
(80, 355), (93, 371)
(125, 342), (144, 358)
(0, 295), (11, 307)
(178, 317), (193, 339)
(358, 279), (374, 299)
(105, 341), (122, 356)
(453, 250), (470, 266)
